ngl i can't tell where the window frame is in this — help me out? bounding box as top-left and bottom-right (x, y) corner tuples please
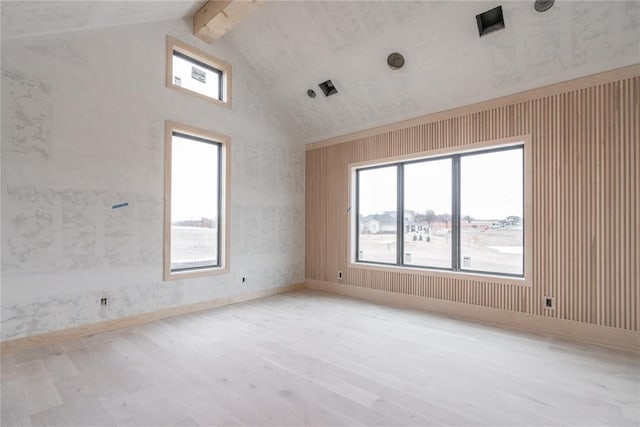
(164, 121), (230, 281)
(349, 135), (532, 286)
(166, 36), (232, 107)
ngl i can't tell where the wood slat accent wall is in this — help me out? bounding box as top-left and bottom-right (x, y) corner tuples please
(305, 66), (639, 331)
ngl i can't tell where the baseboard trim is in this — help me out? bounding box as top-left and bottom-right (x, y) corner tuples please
(1, 283), (304, 354)
(305, 280), (640, 354)
(5, 281), (637, 354)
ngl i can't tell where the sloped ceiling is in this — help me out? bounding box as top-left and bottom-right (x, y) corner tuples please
(222, 0), (640, 143)
(0, 0), (203, 40)
(2, 1), (639, 144)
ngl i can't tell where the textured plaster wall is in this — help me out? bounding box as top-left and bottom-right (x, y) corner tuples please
(0, 18), (305, 341)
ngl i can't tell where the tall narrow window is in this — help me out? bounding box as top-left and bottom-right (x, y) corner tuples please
(164, 122), (229, 280)
(167, 36), (231, 106)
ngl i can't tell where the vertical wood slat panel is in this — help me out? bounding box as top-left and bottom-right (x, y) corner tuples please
(305, 71), (640, 331)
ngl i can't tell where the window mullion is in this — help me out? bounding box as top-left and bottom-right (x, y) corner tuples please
(452, 156), (461, 271)
(217, 143), (223, 268)
(397, 164), (404, 266)
(219, 69), (224, 102)
(355, 170), (361, 262)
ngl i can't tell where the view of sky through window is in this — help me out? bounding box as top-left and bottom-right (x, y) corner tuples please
(460, 148), (523, 274)
(358, 165), (397, 264)
(356, 145), (524, 276)
(170, 133), (220, 270)
(404, 158), (452, 268)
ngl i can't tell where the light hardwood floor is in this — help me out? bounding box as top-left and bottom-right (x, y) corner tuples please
(1, 290), (639, 426)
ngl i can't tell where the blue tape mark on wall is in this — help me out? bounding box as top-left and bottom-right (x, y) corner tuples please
(112, 202), (129, 209)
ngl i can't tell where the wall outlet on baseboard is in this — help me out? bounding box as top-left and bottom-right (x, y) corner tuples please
(337, 271), (343, 282)
(100, 297), (108, 306)
(544, 296), (555, 310)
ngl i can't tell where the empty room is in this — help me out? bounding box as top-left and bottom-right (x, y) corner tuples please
(1, 0), (639, 426)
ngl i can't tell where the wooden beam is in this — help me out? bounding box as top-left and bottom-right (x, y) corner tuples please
(194, 0), (265, 43)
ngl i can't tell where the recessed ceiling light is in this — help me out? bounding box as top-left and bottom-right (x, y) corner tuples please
(387, 52), (405, 70)
(307, 89), (316, 98)
(476, 5), (505, 37)
(534, 0), (554, 12)
(318, 80), (338, 97)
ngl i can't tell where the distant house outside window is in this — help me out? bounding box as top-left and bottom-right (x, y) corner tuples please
(353, 140), (527, 279)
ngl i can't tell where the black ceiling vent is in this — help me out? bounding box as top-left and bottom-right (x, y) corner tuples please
(534, 0), (554, 12)
(318, 80), (338, 97)
(476, 5), (505, 37)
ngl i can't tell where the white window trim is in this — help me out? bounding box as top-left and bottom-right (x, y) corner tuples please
(348, 134), (532, 287)
(166, 36), (232, 107)
(164, 121), (230, 281)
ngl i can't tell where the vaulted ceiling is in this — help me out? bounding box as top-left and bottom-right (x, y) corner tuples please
(223, 0), (640, 143)
(2, 1), (639, 144)
(0, 1), (203, 40)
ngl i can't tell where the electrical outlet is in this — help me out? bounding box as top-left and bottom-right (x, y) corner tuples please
(100, 297), (108, 306)
(544, 296), (554, 310)
(242, 277), (246, 285)
(337, 271), (343, 281)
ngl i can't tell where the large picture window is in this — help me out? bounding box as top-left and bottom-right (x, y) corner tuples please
(164, 122), (229, 280)
(354, 143), (524, 277)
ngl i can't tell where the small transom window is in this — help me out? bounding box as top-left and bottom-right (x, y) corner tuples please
(166, 36), (231, 106)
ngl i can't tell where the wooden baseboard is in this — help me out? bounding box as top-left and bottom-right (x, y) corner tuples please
(0, 283), (304, 354)
(305, 280), (640, 354)
(6, 281), (636, 354)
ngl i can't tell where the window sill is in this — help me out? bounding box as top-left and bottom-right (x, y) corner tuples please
(168, 83), (232, 109)
(164, 266), (229, 282)
(348, 262), (530, 287)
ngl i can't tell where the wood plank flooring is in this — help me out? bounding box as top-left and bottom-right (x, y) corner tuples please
(1, 290), (639, 426)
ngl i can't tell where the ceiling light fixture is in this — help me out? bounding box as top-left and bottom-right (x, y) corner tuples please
(318, 80), (338, 97)
(534, 0), (554, 12)
(307, 89), (316, 98)
(387, 52), (405, 70)
(476, 5), (505, 37)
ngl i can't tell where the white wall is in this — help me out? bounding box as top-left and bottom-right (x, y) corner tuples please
(0, 18), (305, 341)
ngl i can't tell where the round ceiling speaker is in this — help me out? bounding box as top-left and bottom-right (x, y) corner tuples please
(534, 0), (555, 12)
(387, 52), (405, 70)
(307, 89), (316, 98)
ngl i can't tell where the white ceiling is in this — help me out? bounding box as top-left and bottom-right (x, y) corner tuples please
(0, 0), (203, 40)
(2, 1), (639, 144)
(223, 0), (640, 143)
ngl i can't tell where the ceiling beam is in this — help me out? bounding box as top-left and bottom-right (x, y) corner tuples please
(194, 0), (265, 43)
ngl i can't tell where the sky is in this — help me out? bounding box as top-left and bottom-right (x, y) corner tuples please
(171, 134), (219, 222)
(358, 148), (523, 220)
(170, 137), (522, 223)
